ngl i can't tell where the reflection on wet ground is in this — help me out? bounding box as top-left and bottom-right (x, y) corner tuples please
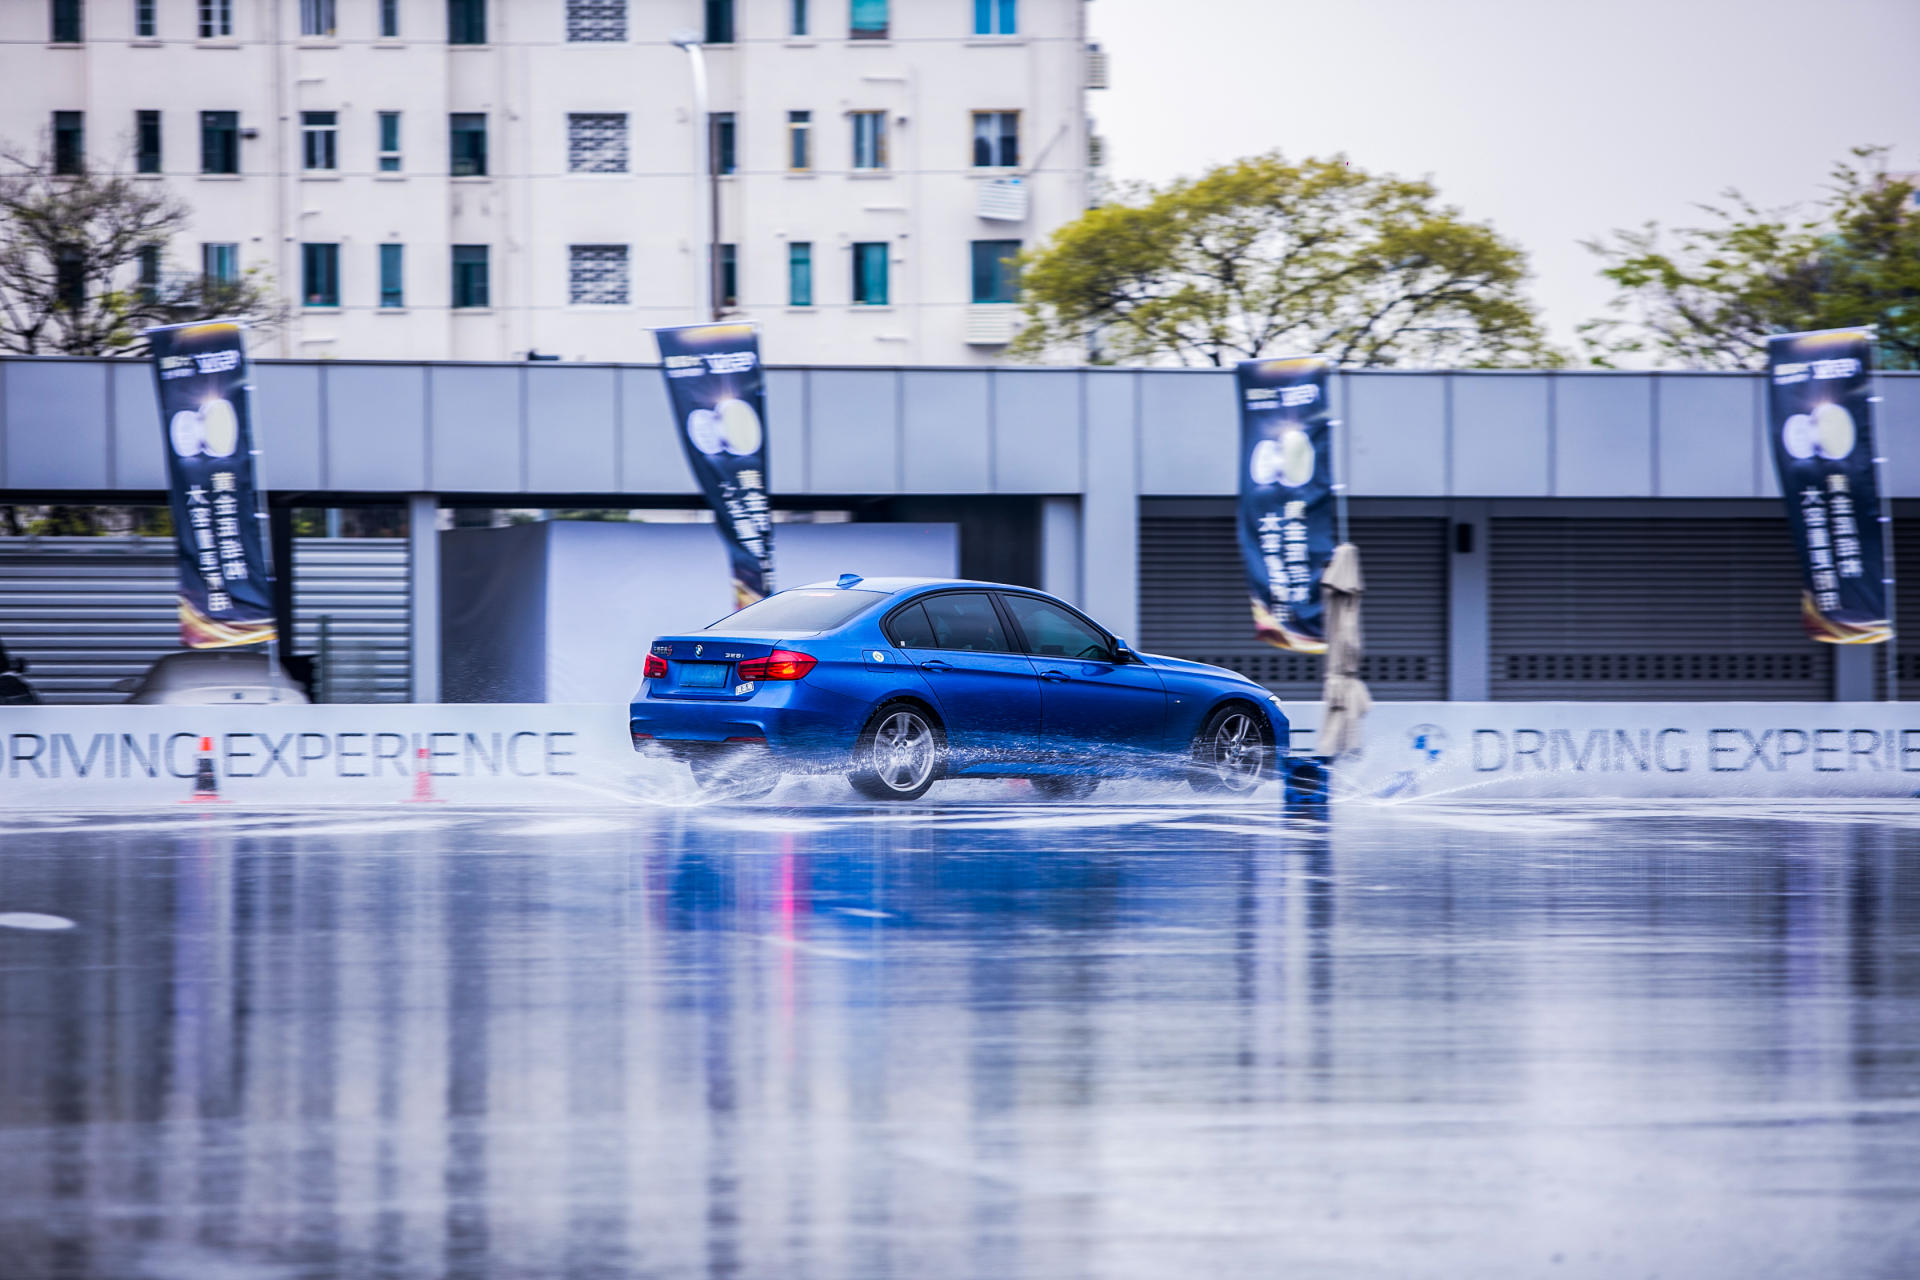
(1, 798), (1918, 1278)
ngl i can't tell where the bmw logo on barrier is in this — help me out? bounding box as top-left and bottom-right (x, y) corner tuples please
(1408, 724), (1448, 764)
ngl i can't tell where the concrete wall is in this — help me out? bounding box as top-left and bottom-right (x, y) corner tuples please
(13, 359), (1914, 501)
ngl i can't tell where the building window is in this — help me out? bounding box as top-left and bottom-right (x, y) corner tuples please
(52, 112), (84, 175)
(450, 113), (487, 176)
(851, 111), (886, 170)
(710, 113), (736, 175)
(705, 0), (734, 44)
(135, 0), (156, 39)
(300, 0), (335, 37)
(717, 243), (738, 309)
(202, 243), (239, 285)
(852, 241), (887, 305)
(377, 111), (402, 172)
(791, 0), (807, 36)
(970, 239), (1021, 303)
(136, 110), (162, 174)
(379, 243), (404, 308)
(200, 111), (239, 173)
(380, 0), (399, 37)
(198, 0), (232, 38)
(973, 0), (1016, 35)
(448, 0), (485, 44)
(788, 242), (812, 306)
(56, 246), (85, 312)
(301, 111), (338, 171)
(849, 0), (886, 39)
(566, 0), (624, 41)
(569, 244), (628, 305)
(566, 113), (627, 173)
(972, 111), (1018, 168)
(452, 245), (489, 307)
(50, 0), (82, 42)
(787, 111), (811, 170)
(137, 245), (161, 302)
(302, 242), (339, 307)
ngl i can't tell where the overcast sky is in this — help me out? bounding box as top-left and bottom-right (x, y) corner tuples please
(1086, 0), (1920, 357)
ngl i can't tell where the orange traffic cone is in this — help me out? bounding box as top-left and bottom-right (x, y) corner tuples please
(181, 736), (225, 804)
(407, 746), (443, 803)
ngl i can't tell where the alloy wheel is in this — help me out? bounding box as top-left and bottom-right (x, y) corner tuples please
(1208, 712), (1266, 792)
(873, 709), (935, 793)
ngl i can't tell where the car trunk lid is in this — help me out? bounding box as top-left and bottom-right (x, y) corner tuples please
(648, 635), (784, 699)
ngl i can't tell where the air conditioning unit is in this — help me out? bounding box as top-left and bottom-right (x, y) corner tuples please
(1086, 43), (1109, 90)
(965, 304), (1018, 346)
(976, 177), (1028, 223)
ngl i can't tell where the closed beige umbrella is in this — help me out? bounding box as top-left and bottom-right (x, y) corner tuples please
(1318, 542), (1372, 756)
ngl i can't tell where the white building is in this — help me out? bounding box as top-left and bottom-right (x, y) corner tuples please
(3, 0), (1101, 363)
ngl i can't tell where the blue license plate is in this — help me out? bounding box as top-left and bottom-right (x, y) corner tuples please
(678, 662), (729, 688)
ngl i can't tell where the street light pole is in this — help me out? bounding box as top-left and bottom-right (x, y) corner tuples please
(670, 32), (720, 322)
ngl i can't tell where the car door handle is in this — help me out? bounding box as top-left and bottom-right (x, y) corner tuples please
(919, 658), (953, 672)
(1039, 669), (1069, 682)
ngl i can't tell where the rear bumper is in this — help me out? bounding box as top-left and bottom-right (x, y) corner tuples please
(629, 681), (862, 760)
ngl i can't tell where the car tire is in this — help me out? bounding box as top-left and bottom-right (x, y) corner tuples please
(1030, 775), (1099, 801)
(1188, 704), (1270, 795)
(848, 702), (944, 802)
(689, 751), (781, 801)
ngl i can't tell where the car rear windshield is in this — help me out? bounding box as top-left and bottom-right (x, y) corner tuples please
(706, 588), (884, 634)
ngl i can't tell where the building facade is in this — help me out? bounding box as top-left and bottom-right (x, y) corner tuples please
(4, 356), (1918, 705)
(4, 0), (1098, 363)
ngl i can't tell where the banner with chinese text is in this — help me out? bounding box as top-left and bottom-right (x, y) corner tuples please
(1237, 355), (1335, 653)
(1766, 328), (1889, 644)
(146, 321), (276, 649)
(653, 323), (773, 608)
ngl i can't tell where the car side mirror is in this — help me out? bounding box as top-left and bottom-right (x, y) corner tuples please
(1110, 639), (1137, 664)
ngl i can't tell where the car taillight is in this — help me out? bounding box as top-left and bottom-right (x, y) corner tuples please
(737, 649), (815, 681)
(644, 654), (669, 679)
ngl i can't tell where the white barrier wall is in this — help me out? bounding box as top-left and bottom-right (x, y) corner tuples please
(0, 705), (634, 809)
(4, 702), (1920, 809)
(1299, 702), (1920, 800)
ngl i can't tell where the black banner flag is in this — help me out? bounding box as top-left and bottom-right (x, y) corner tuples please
(1237, 355), (1336, 653)
(146, 321), (276, 649)
(1766, 328), (1890, 644)
(654, 323), (773, 609)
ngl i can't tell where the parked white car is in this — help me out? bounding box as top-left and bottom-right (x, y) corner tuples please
(119, 650), (310, 705)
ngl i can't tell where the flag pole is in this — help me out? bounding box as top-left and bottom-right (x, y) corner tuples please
(1870, 327), (1897, 700)
(236, 321), (285, 705)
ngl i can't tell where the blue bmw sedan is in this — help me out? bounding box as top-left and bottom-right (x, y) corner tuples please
(630, 576), (1288, 801)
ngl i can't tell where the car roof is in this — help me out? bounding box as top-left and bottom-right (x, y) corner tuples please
(790, 576), (1031, 596)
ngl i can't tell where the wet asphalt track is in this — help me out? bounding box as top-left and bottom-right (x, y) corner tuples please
(2, 786), (1918, 1279)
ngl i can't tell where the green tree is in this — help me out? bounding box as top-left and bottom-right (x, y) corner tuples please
(0, 141), (284, 356)
(1009, 152), (1558, 368)
(1582, 147), (1920, 370)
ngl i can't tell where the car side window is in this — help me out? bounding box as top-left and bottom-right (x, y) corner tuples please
(885, 602), (937, 648)
(917, 593), (1011, 653)
(1000, 594), (1111, 660)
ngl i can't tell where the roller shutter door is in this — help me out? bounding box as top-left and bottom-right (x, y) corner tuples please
(1872, 507), (1920, 698)
(1139, 511), (1448, 700)
(1489, 517), (1830, 701)
(0, 537), (411, 703)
